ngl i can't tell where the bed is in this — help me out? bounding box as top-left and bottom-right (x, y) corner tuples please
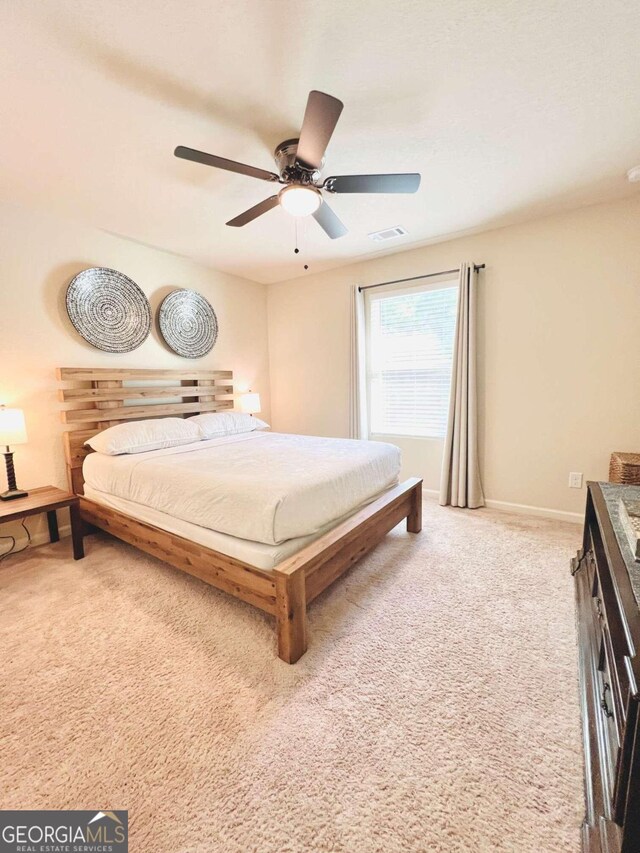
(58, 367), (422, 663)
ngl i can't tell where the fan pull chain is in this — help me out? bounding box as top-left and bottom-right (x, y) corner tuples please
(301, 217), (308, 269)
(292, 219), (309, 270)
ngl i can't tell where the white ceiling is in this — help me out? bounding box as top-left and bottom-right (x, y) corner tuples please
(1, 1), (639, 284)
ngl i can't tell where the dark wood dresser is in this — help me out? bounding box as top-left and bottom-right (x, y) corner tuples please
(573, 482), (640, 852)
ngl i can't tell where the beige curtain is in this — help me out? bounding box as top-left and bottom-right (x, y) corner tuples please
(439, 263), (484, 508)
(349, 284), (368, 439)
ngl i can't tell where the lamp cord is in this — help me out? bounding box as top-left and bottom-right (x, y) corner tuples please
(0, 518), (31, 563)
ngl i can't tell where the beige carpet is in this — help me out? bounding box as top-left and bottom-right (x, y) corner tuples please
(0, 497), (583, 852)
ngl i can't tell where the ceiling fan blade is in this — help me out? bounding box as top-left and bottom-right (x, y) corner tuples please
(226, 195), (280, 227)
(175, 146), (280, 183)
(295, 91), (344, 171)
(323, 173), (421, 193)
(312, 201), (348, 239)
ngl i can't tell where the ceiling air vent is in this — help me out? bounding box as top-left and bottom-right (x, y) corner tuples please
(368, 225), (408, 242)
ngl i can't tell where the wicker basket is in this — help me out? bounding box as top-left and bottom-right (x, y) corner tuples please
(609, 452), (640, 485)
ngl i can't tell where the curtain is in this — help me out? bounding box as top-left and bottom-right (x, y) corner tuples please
(349, 284), (368, 439)
(439, 263), (484, 508)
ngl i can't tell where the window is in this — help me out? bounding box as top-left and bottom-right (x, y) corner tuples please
(365, 280), (458, 438)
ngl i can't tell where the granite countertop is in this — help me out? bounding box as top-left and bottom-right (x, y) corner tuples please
(600, 482), (640, 606)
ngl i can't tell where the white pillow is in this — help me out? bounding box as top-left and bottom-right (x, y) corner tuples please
(85, 417), (203, 456)
(189, 411), (270, 439)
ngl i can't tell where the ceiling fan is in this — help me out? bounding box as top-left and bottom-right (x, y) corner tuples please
(174, 90), (421, 239)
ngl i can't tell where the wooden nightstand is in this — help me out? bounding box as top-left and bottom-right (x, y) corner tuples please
(0, 486), (84, 560)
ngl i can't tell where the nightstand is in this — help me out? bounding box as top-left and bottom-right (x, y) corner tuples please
(0, 486), (84, 560)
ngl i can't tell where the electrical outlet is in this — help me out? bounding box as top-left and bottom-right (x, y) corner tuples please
(569, 472), (583, 489)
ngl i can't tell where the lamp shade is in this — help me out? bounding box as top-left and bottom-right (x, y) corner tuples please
(239, 392), (261, 415)
(0, 407), (27, 446)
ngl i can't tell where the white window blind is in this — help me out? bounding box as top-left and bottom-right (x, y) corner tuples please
(365, 280), (458, 439)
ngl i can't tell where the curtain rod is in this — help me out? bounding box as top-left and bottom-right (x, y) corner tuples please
(357, 264), (485, 293)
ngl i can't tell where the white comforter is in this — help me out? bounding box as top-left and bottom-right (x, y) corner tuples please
(83, 432), (400, 545)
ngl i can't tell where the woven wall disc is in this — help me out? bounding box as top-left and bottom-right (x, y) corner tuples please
(66, 267), (151, 353)
(158, 289), (218, 358)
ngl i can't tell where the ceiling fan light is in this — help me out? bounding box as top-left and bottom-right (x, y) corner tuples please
(278, 185), (322, 217)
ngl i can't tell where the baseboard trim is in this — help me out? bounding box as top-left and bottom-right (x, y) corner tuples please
(8, 490), (583, 559)
(420, 487), (582, 524)
(483, 499), (582, 525)
(27, 524), (72, 549)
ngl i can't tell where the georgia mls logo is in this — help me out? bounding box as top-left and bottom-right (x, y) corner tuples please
(88, 811), (124, 829)
(0, 810), (128, 853)
(87, 811), (126, 843)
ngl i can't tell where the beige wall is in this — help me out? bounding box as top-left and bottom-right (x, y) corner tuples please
(2, 192), (638, 547)
(0, 201), (270, 543)
(268, 195), (640, 518)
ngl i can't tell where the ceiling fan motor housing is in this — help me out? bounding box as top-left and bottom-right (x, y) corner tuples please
(274, 138), (323, 184)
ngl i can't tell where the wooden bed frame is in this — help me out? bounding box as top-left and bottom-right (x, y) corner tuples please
(58, 367), (423, 663)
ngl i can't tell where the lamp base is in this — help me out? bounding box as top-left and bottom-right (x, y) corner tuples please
(0, 488), (29, 501)
(2, 449), (27, 501)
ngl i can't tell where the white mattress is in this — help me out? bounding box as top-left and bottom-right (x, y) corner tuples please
(83, 484), (365, 571)
(83, 431), (401, 546)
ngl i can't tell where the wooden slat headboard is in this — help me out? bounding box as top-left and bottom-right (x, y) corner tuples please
(57, 367), (234, 495)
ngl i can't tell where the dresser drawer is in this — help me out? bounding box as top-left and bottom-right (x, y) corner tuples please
(589, 525), (633, 726)
(597, 626), (622, 790)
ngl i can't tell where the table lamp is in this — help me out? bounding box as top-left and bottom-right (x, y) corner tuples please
(0, 406), (29, 501)
(239, 391), (261, 417)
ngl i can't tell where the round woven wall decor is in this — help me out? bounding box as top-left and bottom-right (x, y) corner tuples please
(158, 289), (218, 359)
(66, 267), (151, 353)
